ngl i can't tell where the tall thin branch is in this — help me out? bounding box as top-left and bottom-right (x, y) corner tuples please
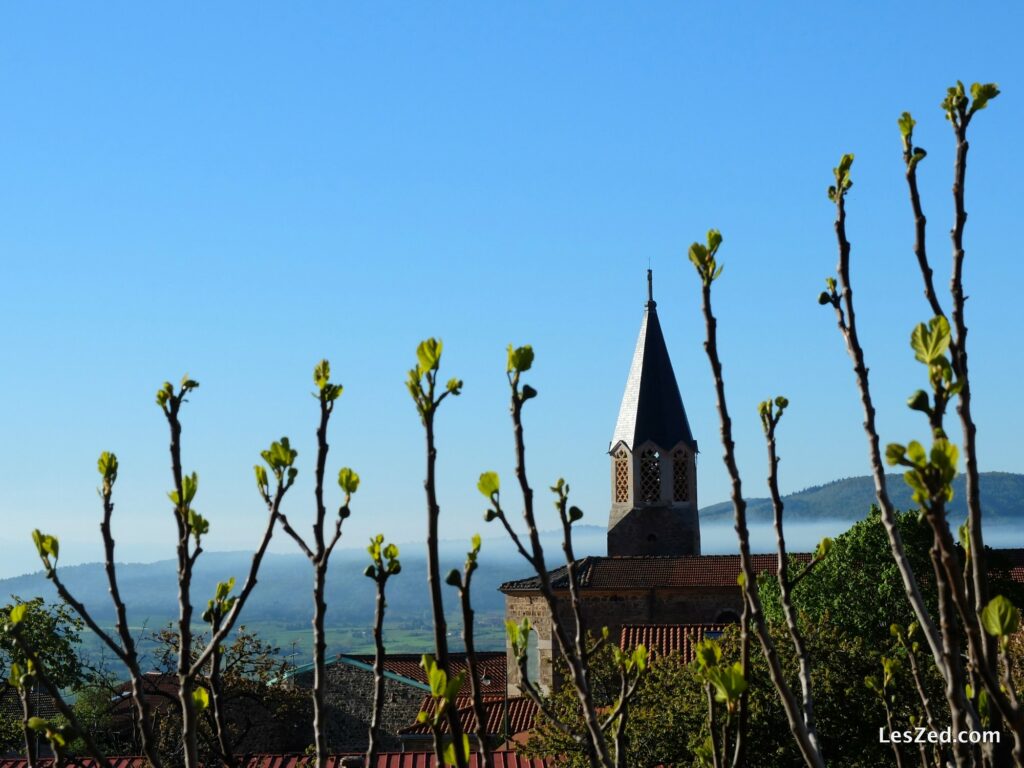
(762, 401), (819, 752)
(689, 232), (824, 768)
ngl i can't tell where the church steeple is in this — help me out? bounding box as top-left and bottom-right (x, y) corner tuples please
(608, 271), (700, 557)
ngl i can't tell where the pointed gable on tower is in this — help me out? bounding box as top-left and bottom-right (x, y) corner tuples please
(611, 273), (697, 455)
(608, 270), (700, 557)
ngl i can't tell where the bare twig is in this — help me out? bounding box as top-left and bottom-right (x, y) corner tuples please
(366, 535), (400, 767)
(761, 397), (820, 754)
(453, 538), (492, 768)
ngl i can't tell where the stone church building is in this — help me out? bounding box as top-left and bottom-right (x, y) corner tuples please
(501, 272), (754, 695)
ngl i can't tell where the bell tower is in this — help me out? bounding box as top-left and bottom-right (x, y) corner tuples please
(608, 270), (699, 556)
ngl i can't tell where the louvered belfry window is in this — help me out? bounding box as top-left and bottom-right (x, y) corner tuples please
(673, 449), (689, 502)
(614, 448), (630, 503)
(639, 448), (661, 503)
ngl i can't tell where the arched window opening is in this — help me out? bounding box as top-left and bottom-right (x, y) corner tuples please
(639, 448), (661, 503)
(672, 449), (689, 502)
(716, 610), (741, 624)
(613, 448), (630, 503)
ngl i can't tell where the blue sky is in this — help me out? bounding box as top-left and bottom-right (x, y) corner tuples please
(1, 3), (1022, 578)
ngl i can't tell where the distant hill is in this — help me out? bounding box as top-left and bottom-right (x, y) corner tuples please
(0, 527), (610, 631)
(699, 472), (1024, 523)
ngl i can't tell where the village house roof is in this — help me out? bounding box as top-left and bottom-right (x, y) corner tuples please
(501, 548), (1024, 594)
(619, 623), (729, 661)
(242, 755), (552, 768)
(499, 553), (811, 593)
(285, 652), (506, 694)
(399, 695), (539, 738)
(0, 757), (552, 768)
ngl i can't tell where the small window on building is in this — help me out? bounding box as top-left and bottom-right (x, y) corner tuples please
(715, 610), (740, 625)
(639, 449), (660, 503)
(672, 449), (689, 502)
(613, 449), (629, 503)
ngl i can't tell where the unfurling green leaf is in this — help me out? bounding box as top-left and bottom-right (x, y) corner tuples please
(442, 734), (471, 767)
(710, 662), (748, 704)
(313, 359), (331, 391)
(942, 81), (968, 121)
(507, 344), (535, 374)
(906, 441), (927, 468)
(192, 686), (210, 711)
(632, 644), (648, 673)
(969, 82), (1000, 113)
(833, 153), (855, 193)
(688, 229), (724, 286)
(254, 464), (269, 494)
(885, 443), (906, 466)
(188, 510), (209, 538)
(97, 451), (119, 484)
(8, 603), (28, 626)
(693, 638), (722, 669)
(981, 595), (1019, 637)
(416, 338), (443, 375)
(477, 471), (500, 498)
(261, 437), (298, 478)
(32, 530), (60, 564)
(815, 537), (834, 559)
(898, 111), (916, 139)
(338, 467), (360, 495)
(215, 578), (235, 600)
(910, 316), (951, 366)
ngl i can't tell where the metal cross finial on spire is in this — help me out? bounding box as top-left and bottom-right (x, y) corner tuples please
(647, 268), (655, 307)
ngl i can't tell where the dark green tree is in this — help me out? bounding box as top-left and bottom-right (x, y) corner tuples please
(1, 597), (87, 756)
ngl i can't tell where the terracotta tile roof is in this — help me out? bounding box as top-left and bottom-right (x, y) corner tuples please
(990, 547), (1024, 584)
(400, 695), (538, 737)
(620, 624), (730, 662)
(0, 759), (146, 768)
(500, 553), (811, 593)
(242, 754), (552, 767)
(501, 546), (1024, 593)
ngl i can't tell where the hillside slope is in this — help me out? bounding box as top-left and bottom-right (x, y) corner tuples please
(699, 471), (1023, 523)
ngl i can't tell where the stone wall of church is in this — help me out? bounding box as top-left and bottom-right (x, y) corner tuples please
(504, 587), (742, 694)
(607, 504), (700, 556)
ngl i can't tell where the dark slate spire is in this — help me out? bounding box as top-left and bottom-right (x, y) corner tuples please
(611, 270), (696, 452)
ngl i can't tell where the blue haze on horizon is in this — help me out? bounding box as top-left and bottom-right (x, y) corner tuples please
(0, 3), (1022, 579)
